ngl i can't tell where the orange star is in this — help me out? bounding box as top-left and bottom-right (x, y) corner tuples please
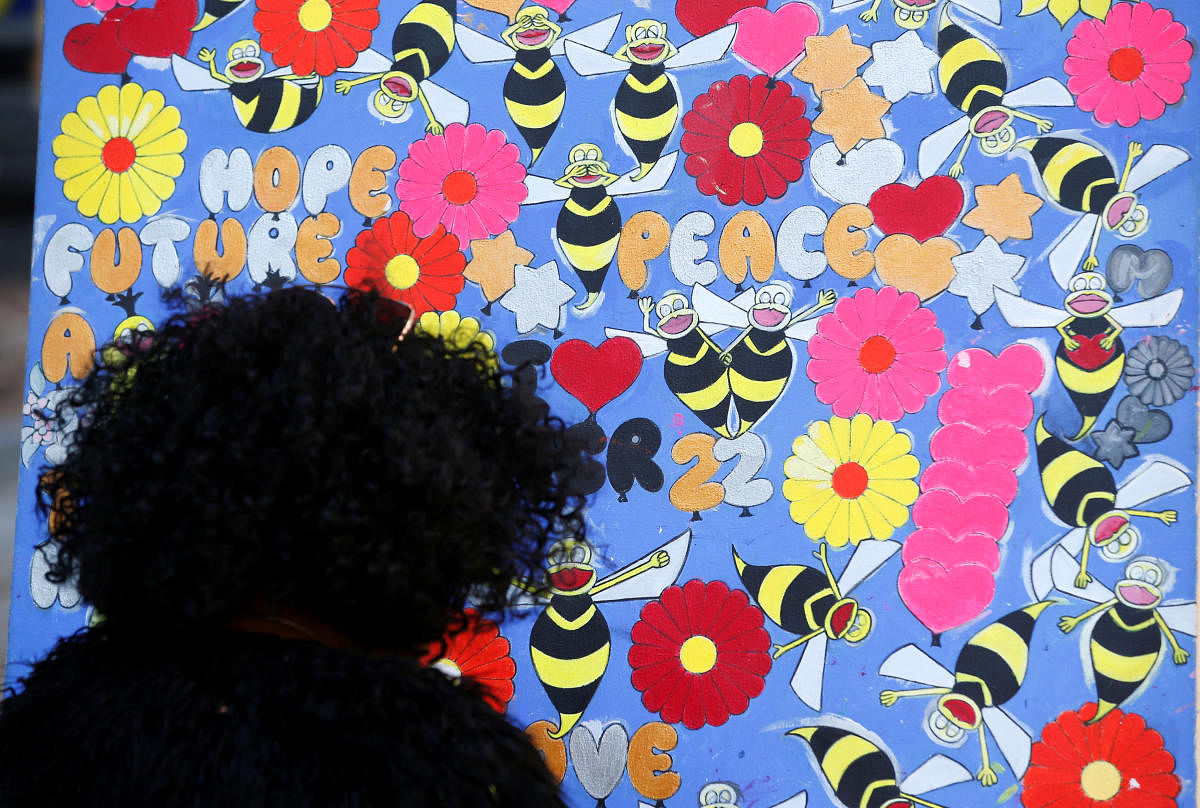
(812, 78), (892, 154)
(961, 173), (1045, 243)
(791, 25), (872, 95)
(464, 230), (532, 311)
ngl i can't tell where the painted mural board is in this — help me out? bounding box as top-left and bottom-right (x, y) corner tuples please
(10, 0), (1199, 806)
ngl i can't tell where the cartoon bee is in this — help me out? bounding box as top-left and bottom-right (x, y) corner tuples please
(524, 530), (691, 739)
(171, 41), (323, 133)
(333, 0), (467, 132)
(698, 783), (741, 808)
(832, 0), (999, 30)
(734, 540), (899, 710)
(564, 21), (736, 179)
(995, 274), (1182, 440)
(455, 9), (620, 164)
(522, 144), (676, 311)
(1051, 549), (1194, 723)
(1032, 416), (1182, 589)
(605, 291), (735, 437)
(192, 0), (249, 30)
(693, 283), (836, 438)
(1014, 138), (1190, 277)
(916, 7), (1072, 178)
(789, 722), (972, 808)
(879, 601), (1057, 786)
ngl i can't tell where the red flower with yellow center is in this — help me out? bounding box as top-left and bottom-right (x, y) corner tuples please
(420, 609), (516, 713)
(254, 0), (380, 76)
(344, 211), (466, 316)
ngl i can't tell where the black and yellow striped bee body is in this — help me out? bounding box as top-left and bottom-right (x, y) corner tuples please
(936, 11), (1006, 118)
(390, 0), (457, 82)
(193, 0), (247, 31)
(505, 48), (566, 165)
(1054, 317), (1125, 439)
(727, 329), (793, 438)
(663, 329), (734, 437)
(1019, 137), (1118, 216)
(789, 726), (904, 808)
(734, 550), (862, 640)
(529, 592), (611, 739)
(615, 62), (678, 178)
(1089, 601), (1160, 721)
(229, 76), (323, 133)
(1036, 416), (1116, 528)
(940, 601), (1052, 726)
(557, 186), (622, 295)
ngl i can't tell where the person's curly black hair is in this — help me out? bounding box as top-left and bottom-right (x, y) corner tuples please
(38, 287), (587, 651)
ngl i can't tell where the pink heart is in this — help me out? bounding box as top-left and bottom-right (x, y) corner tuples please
(900, 560), (996, 635)
(729, 2), (819, 78)
(912, 489), (1009, 541)
(930, 423), (1028, 470)
(947, 344), (1045, 393)
(920, 460), (1018, 505)
(902, 527), (1001, 574)
(938, 385), (1034, 431)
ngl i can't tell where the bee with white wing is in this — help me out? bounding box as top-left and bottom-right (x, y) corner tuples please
(835, 0), (999, 29)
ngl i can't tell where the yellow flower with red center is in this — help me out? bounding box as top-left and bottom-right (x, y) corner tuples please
(782, 414), (919, 547)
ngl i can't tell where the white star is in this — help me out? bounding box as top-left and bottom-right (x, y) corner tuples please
(499, 260), (576, 337)
(949, 237), (1026, 324)
(863, 31), (939, 103)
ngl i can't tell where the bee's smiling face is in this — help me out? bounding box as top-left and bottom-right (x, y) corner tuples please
(503, 7), (561, 51)
(749, 284), (793, 331)
(378, 70), (418, 103)
(1116, 558), (1166, 608)
(224, 40), (265, 82)
(620, 20), (673, 65)
(560, 144), (617, 187)
(655, 293), (697, 337)
(1065, 272), (1113, 318)
(545, 540), (597, 594)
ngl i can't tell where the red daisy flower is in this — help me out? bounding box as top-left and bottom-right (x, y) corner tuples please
(680, 74), (812, 206)
(344, 211), (466, 316)
(420, 609), (516, 713)
(628, 579), (771, 730)
(254, 0), (380, 77)
(1022, 703), (1181, 808)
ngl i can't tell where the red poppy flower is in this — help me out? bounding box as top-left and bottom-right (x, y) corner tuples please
(254, 0), (380, 77)
(420, 609), (516, 713)
(680, 74), (812, 206)
(344, 211), (466, 316)
(1022, 703), (1181, 808)
(628, 579), (771, 730)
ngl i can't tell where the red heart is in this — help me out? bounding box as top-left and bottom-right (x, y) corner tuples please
(118, 0), (197, 58)
(899, 559), (996, 635)
(551, 337), (643, 415)
(1065, 333), (1117, 371)
(64, 8), (134, 76)
(675, 0), (765, 37)
(869, 176), (964, 242)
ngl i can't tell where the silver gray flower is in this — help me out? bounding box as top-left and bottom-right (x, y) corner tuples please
(1124, 336), (1194, 406)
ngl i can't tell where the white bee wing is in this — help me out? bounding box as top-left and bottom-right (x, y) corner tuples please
(554, 14), (622, 56)
(790, 632), (827, 710)
(522, 174), (571, 204)
(1115, 458), (1192, 509)
(950, 0), (1002, 23)
(609, 151), (678, 196)
(768, 791), (807, 808)
(171, 55), (229, 91)
(1109, 288), (1183, 328)
(592, 529), (692, 602)
(1125, 144), (1190, 193)
(982, 707), (1032, 778)
(421, 81), (470, 125)
(1049, 214), (1097, 289)
(831, 0), (868, 8)
(1029, 527), (1084, 600)
(837, 539), (900, 594)
(730, 287), (756, 309)
(341, 48), (394, 74)
(665, 25), (737, 70)
(604, 327), (668, 358)
(784, 318), (819, 341)
(455, 23), (516, 63)
(692, 283), (751, 328)
(1158, 602), (1197, 637)
(918, 116), (971, 178)
(1050, 546), (1114, 603)
(1001, 76), (1074, 109)
(563, 40), (627, 75)
(994, 289), (1065, 328)
(898, 754), (973, 795)
(878, 644), (954, 687)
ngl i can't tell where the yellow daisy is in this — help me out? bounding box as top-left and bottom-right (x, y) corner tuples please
(782, 414), (919, 547)
(1019, 0), (1110, 27)
(53, 82), (187, 225)
(415, 310), (498, 371)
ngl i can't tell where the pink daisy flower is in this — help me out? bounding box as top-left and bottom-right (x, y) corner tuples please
(1063, 1), (1192, 127)
(806, 286), (948, 421)
(395, 123), (528, 246)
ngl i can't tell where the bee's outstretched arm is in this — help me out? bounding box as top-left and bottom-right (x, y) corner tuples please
(948, 133), (973, 178)
(1082, 216), (1105, 271)
(1118, 141), (1144, 192)
(197, 48), (232, 84)
(813, 542), (841, 598)
(1099, 315), (1123, 350)
(717, 327), (753, 366)
(1126, 508), (1177, 525)
(1055, 317), (1079, 351)
(1074, 540), (1095, 588)
(334, 73), (385, 94)
(859, 0), (884, 23)
(772, 628), (824, 659)
(1011, 108), (1053, 133)
(591, 550), (670, 595)
(638, 296), (655, 333)
(788, 289), (837, 325)
(976, 729), (998, 786)
(1058, 599), (1116, 634)
(1153, 610), (1191, 664)
(878, 686), (950, 706)
(416, 87), (443, 134)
